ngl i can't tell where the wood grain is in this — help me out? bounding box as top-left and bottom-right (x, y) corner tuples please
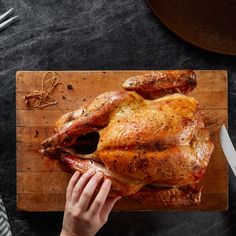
(16, 70), (228, 211)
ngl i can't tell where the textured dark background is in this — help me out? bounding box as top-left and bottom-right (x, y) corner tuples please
(0, 0), (236, 235)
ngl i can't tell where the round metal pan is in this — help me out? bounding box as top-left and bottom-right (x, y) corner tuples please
(147, 0), (236, 55)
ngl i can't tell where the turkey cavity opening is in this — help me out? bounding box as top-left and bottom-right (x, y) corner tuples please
(70, 132), (100, 154)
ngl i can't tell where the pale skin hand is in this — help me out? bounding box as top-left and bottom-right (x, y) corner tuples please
(60, 169), (121, 236)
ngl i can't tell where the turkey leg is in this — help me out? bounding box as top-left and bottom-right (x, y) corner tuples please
(123, 70), (197, 99)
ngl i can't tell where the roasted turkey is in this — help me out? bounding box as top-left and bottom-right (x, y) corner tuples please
(40, 70), (214, 204)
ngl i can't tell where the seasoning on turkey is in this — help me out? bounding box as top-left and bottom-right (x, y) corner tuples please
(40, 70), (214, 206)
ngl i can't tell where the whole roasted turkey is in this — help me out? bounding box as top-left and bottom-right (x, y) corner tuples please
(40, 70), (214, 204)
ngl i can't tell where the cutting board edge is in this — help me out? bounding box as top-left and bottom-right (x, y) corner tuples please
(16, 69), (228, 74)
(16, 192), (228, 212)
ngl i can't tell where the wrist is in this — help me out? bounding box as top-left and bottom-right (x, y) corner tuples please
(60, 229), (94, 236)
(60, 229), (73, 236)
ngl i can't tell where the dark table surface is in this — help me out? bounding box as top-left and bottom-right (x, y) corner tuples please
(0, 0), (236, 235)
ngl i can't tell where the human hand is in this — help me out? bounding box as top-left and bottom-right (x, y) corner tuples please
(60, 169), (121, 236)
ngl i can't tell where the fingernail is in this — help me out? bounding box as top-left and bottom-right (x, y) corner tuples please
(105, 179), (112, 185)
(96, 172), (103, 178)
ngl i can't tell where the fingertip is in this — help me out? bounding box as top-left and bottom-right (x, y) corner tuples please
(103, 179), (112, 193)
(89, 167), (96, 174)
(96, 171), (104, 179)
(70, 171), (80, 182)
(104, 178), (112, 186)
(72, 171), (80, 179)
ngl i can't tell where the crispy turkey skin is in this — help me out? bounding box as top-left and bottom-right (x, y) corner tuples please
(40, 70), (214, 204)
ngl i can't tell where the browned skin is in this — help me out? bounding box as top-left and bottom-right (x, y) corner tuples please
(122, 70), (197, 99)
(40, 70), (214, 204)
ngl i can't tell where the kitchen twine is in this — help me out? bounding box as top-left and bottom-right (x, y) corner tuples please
(0, 195), (12, 236)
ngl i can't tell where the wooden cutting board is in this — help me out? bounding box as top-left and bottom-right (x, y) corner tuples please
(16, 70), (228, 211)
